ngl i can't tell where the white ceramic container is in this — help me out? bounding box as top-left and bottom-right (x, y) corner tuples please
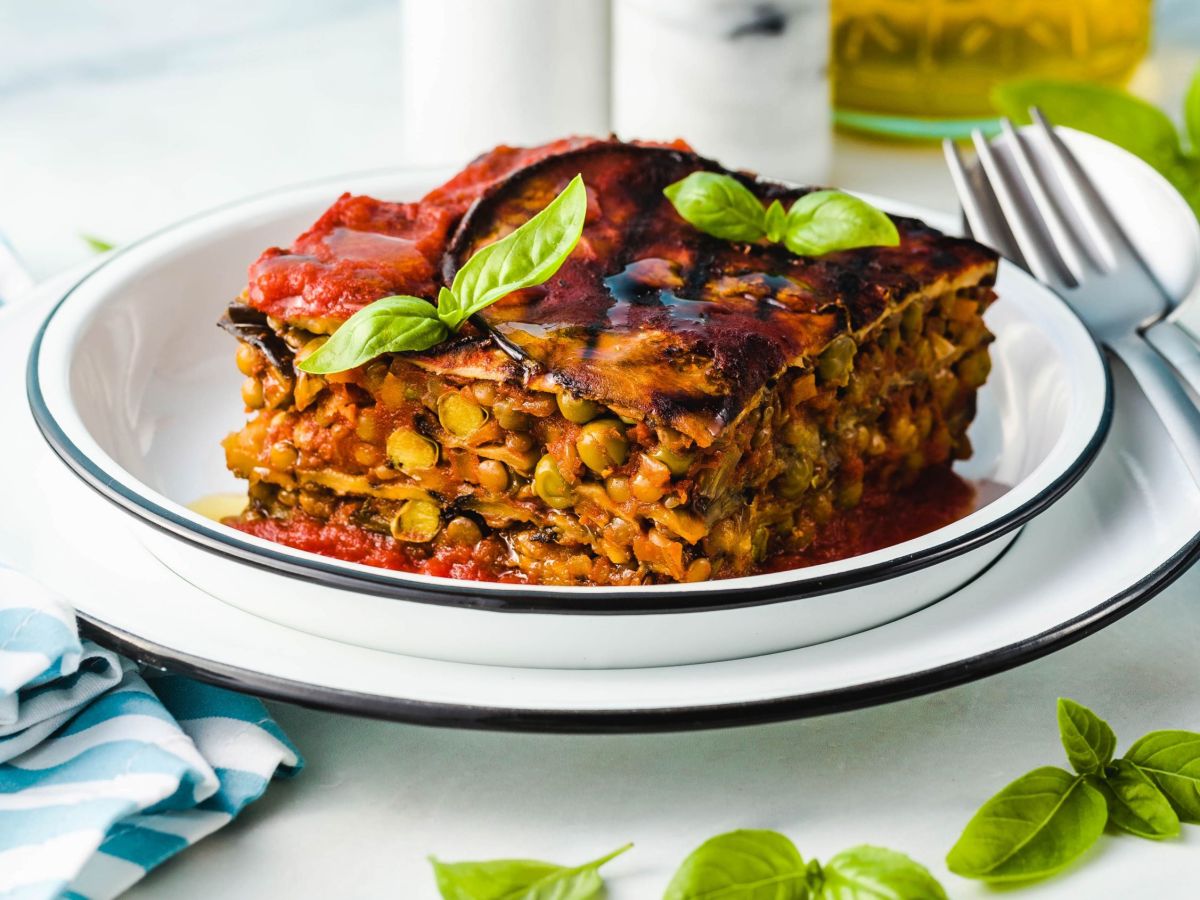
(28, 169), (1109, 668)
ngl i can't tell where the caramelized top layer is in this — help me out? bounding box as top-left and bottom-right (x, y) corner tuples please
(241, 139), (997, 444)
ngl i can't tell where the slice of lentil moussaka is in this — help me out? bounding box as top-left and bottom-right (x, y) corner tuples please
(221, 139), (998, 585)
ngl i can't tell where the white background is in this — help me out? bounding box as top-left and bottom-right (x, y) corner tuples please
(3, 1), (1200, 896)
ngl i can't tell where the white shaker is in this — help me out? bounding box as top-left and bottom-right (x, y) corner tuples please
(613, 0), (831, 183)
(398, 0), (611, 166)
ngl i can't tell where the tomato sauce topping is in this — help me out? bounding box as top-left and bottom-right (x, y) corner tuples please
(244, 137), (693, 323)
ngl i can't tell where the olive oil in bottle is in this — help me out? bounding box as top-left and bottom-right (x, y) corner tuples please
(832, 0), (1151, 138)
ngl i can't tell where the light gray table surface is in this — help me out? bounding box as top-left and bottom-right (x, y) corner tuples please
(3, 2), (1200, 896)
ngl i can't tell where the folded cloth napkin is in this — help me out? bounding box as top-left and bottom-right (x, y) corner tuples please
(0, 566), (302, 899)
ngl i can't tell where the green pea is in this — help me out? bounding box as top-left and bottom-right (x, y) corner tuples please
(576, 419), (629, 474)
(816, 334), (856, 387)
(533, 454), (574, 508)
(386, 428), (439, 470)
(651, 444), (694, 477)
(438, 392), (488, 436)
(391, 499), (441, 542)
(556, 391), (601, 424)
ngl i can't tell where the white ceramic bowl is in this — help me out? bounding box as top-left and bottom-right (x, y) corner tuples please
(27, 170), (1110, 668)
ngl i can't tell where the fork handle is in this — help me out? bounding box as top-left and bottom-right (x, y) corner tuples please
(1144, 319), (1200, 404)
(1110, 333), (1200, 486)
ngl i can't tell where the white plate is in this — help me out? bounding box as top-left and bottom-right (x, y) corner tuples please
(8, 270), (1200, 731)
(26, 168), (1108, 667)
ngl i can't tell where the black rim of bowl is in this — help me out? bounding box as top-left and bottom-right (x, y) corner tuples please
(26, 176), (1114, 615)
(74, 520), (1200, 733)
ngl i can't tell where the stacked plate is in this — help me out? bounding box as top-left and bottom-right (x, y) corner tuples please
(12, 157), (1200, 732)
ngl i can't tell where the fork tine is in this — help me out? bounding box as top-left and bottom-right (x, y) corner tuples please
(999, 117), (1090, 286)
(970, 128), (1074, 287)
(1027, 107), (1134, 272)
(942, 138), (1024, 266)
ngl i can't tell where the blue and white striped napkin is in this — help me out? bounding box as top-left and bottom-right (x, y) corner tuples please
(0, 566), (302, 899)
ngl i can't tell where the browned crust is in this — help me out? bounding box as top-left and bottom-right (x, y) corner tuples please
(417, 141), (998, 445)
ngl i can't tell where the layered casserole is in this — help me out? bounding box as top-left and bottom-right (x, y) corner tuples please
(220, 139), (998, 585)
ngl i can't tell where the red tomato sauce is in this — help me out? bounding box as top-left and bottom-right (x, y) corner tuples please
(762, 467), (977, 572)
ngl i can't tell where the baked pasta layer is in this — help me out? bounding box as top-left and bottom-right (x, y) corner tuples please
(221, 139), (998, 585)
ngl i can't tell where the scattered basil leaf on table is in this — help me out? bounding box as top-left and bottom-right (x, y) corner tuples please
(817, 845), (946, 900)
(782, 191), (900, 257)
(662, 829), (810, 899)
(663, 173), (900, 256)
(993, 79), (1183, 174)
(945, 766), (1107, 882)
(662, 831), (945, 900)
(429, 843), (631, 900)
(299, 173), (587, 374)
(1057, 697), (1116, 775)
(1185, 67), (1200, 155)
(1124, 730), (1200, 823)
(991, 71), (1200, 219)
(1094, 759), (1181, 840)
(80, 233), (115, 253)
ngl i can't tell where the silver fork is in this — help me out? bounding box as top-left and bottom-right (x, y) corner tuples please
(944, 110), (1200, 485)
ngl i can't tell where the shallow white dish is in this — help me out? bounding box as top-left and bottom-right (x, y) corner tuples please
(26, 168), (1109, 668)
(7, 276), (1198, 730)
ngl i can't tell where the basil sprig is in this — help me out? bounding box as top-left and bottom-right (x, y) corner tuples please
(429, 843), (630, 900)
(664, 830), (945, 900)
(993, 66), (1200, 219)
(663, 172), (899, 257)
(948, 698), (1200, 884)
(299, 174), (587, 374)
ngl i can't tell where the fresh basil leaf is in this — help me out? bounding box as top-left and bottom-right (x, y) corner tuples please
(991, 79), (1184, 179)
(783, 191), (900, 257)
(663, 172), (768, 243)
(444, 173), (587, 329)
(1093, 760), (1181, 840)
(1057, 698), (1116, 774)
(663, 829), (808, 899)
(1125, 730), (1200, 823)
(80, 233), (115, 253)
(764, 199), (787, 244)
(817, 845), (946, 900)
(429, 843), (630, 900)
(1186, 66), (1200, 154)
(297, 295), (447, 374)
(945, 766), (1106, 882)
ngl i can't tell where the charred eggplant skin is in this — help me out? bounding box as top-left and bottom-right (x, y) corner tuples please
(435, 141), (997, 445)
(218, 303), (294, 371)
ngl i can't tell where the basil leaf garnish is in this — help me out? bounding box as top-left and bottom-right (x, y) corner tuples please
(1057, 697), (1117, 775)
(817, 845), (946, 900)
(664, 175), (899, 257)
(764, 199), (787, 244)
(428, 843), (630, 900)
(1095, 760), (1181, 839)
(298, 296), (448, 374)
(444, 173), (588, 328)
(783, 191), (900, 257)
(1124, 730), (1200, 823)
(945, 766), (1106, 882)
(298, 174), (586, 374)
(663, 172), (768, 243)
(663, 829), (808, 899)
